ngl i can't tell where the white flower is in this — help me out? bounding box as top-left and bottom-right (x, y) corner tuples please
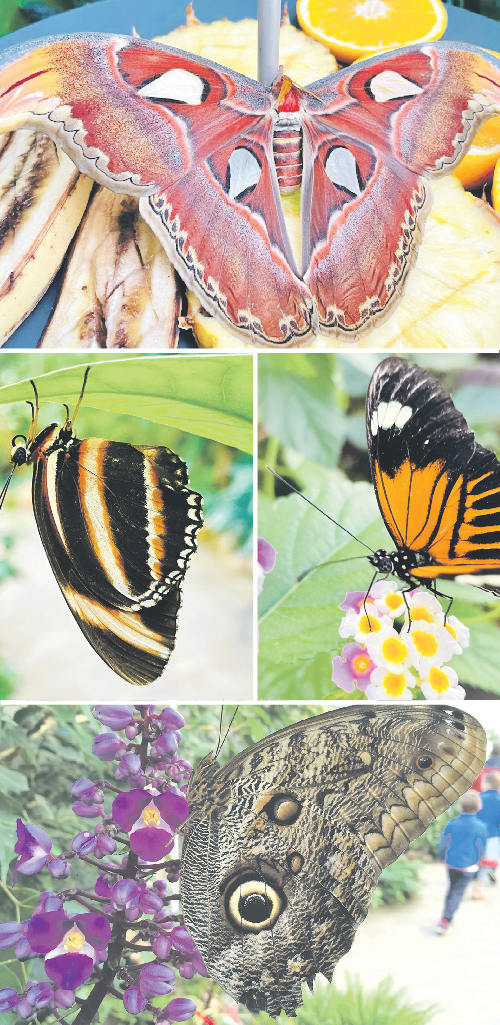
(443, 615), (470, 655)
(365, 666), (416, 701)
(339, 606), (391, 644)
(419, 665), (466, 701)
(408, 621), (456, 671)
(365, 625), (415, 671)
(372, 582), (406, 619)
(404, 590), (444, 628)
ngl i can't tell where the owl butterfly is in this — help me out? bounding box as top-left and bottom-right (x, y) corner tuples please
(0, 35), (500, 346)
(181, 704), (486, 1017)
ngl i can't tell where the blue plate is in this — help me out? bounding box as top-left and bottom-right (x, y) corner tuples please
(1, 0), (499, 348)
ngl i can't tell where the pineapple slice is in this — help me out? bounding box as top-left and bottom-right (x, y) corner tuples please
(158, 14), (500, 350)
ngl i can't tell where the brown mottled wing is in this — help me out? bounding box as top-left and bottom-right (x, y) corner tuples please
(181, 705), (485, 1018)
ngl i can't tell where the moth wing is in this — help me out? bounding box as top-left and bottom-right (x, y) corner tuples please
(182, 705), (485, 1018)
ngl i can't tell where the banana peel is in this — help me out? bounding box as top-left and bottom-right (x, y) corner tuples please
(0, 129), (92, 345)
(39, 186), (180, 349)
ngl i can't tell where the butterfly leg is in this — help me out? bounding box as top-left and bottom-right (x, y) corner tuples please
(429, 579), (454, 623)
(363, 569), (381, 632)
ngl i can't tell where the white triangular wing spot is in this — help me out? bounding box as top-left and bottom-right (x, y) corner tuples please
(369, 70), (423, 103)
(227, 147), (262, 200)
(138, 68), (206, 104)
(325, 147), (361, 196)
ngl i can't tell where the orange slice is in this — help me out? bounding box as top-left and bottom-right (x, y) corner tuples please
(492, 154), (500, 211)
(453, 118), (500, 189)
(296, 0), (447, 63)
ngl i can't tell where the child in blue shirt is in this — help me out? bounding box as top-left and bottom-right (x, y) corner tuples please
(474, 771), (500, 897)
(436, 790), (487, 934)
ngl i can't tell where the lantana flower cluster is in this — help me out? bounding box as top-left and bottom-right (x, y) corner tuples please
(332, 583), (468, 701)
(0, 705), (205, 1024)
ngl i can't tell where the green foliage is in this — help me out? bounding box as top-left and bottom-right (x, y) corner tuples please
(371, 859), (423, 908)
(0, 354), (253, 454)
(258, 354), (500, 700)
(246, 974), (440, 1025)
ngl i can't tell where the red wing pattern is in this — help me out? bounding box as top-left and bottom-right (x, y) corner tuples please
(1, 35), (500, 344)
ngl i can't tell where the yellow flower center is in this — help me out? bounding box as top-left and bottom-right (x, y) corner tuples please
(429, 668), (449, 693)
(64, 930), (85, 952)
(353, 654), (371, 674)
(381, 637), (408, 663)
(384, 673), (406, 697)
(413, 631), (438, 657)
(410, 608), (433, 623)
(359, 614), (381, 635)
(386, 593), (403, 612)
(446, 623), (457, 640)
(143, 806), (160, 827)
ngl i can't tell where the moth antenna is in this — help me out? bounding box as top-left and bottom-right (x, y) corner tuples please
(266, 467), (375, 554)
(27, 382), (39, 444)
(215, 706), (239, 758)
(69, 365), (91, 428)
(214, 705), (225, 758)
(0, 467), (17, 511)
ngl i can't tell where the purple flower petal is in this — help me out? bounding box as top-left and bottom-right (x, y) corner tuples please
(14, 820), (52, 882)
(71, 779), (96, 800)
(54, 989), (75, 1009)
(33, 892), (63, 915)
(139, 889), (164, 914)
(45, 952), (94, 991)
(123, 987), (146, 1013)
(112, 789), (152, 832)
(76, 914), (111, 949)
(155, 790), (189, 831)
(140, 962), (176, 997)
(156, 731), (179, 757)
(96, 835), (117, 855)
(258, 538), (277, 573)
(48, 859), (71, 879)
(331, 655), (357, 693)
(27, 912), (69, 955)
(192, 952), (209, 977)
(160, 708), (185, 730)
(179, 961), (195, 979)
(130, 827), (174, 862)
(152, 934), (172, 958)
(72, 800), (103, 818)
(0, 988), (19, 1012)
(16, 937), (35, 960)
(111, 879), (141, 911)
(170, 927), (196, 954)
(95, 876), (112, 900)
(118, 752), (141, 775)
(163, 997), (197, 1022)
(0, 921), (26, 949)
(72, 831), (98, 855)
(92, 733), (124, 761)
(16, 997), (32, 1018)
(26, 982), (54, 1008)
(92, 706), (133, 730)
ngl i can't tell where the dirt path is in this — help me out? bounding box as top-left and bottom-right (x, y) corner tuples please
(336, 861), (500, 1025)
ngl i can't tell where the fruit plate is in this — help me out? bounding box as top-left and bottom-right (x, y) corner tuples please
(1, 0), (500, 349)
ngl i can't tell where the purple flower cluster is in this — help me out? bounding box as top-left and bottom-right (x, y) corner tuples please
(1, 706), (204, 1024)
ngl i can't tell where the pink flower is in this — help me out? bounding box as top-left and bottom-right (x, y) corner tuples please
(331, 643), (376, 693)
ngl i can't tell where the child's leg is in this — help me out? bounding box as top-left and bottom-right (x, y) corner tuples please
(442, 868), (472, 922)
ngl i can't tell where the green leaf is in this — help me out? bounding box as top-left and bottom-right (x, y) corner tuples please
(0, 0), (26, 35)
(0, 356), (253, 453)
(259, 354), (345, 467)
(0, 766), (28, 795)
(0, 816), (18, 884)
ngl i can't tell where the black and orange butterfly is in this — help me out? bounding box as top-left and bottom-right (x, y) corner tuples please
(269, 357), (500, 602)
(365, 357), (500, 599)
(1, 368), (203, 686)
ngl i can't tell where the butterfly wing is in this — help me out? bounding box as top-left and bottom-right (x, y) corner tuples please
(301, 44), (500, 336)
(0, 33), (314, 346)
(182, 705), (485, 1017)
(30, 433), (203, 685)
(366, 357), (500, 591)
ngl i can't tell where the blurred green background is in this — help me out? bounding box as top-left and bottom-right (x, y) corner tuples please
(258, 353), (500, 701)
(0, 353), (252, 698)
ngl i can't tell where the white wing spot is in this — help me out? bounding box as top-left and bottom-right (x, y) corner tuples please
(369, 70), (422, 103)
(138, 68), (206, 104)
(325, 147), (361, 196)
(371, 400), (412, 435)
(227, 147), (262, 200)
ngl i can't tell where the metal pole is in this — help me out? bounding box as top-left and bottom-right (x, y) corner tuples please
(258, 0), (281, 86)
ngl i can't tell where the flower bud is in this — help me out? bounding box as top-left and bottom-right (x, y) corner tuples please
(123, 987), (146, 1013)
(92, 733), (124, 761)
(152, 934), (172, 958)
(111, 878), (141, 910)
(160, 708), (185, 731)
(48, 858), (71, 879)
(92, 705), (133, 729)
(71, 831), (98, 855)
(161, 997), (197, 1022)
(71, 778), (96, 800)
(139, 963), (176, 997)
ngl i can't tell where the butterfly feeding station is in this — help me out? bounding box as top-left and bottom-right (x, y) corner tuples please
(1, 2), (500, 348)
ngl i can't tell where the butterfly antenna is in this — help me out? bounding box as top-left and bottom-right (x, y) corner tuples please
(266, 467), (375, 554)
(27, 384), (39, 444)
(215, 706), (239, 758)
(70, 365), (91, 428)
(0, 467), (17, 511)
